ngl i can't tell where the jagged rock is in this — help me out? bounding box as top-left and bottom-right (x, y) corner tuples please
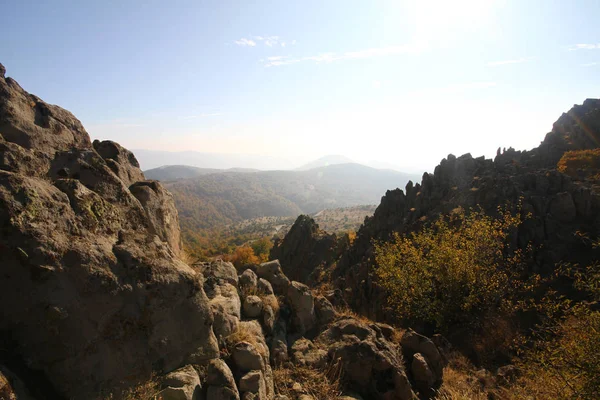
(262, 304), (276, 333)
(240, 269), (259, 290)
(316, 318), (415, 400)
(209, 282), (242, 342)
(130, 180), (182, 256)
(287, 281), (316, 334)
(270, 319), (289, 365)
(233, 342), (265, 372)
(256, 260), (290, 294)
(411, 353), (434, 395)
(244, 295), (263, 318)
(0, 65), (219, 398)
(202, 260), (239, 286)
(239, 370), (267, 400)
(207, 359), (240, 400)
(291, 338), (328, 368)
(92, 139), (144, 187)
(257, 278), (274, 295)
(270, 215), (339, 284)
(159, 365), (202, 400)
(332, 99), (600, 321)
(314, 295), (336, 326)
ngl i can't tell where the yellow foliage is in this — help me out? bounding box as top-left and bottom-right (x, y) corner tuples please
(374, 206), (524, 332)
(228, 246), (260, 269)
(557, 148), (600, 180)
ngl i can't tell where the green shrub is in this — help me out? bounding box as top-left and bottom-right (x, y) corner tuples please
(374, 207), (524, 332)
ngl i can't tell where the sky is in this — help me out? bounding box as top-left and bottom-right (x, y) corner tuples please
(1, 0), (599, 172)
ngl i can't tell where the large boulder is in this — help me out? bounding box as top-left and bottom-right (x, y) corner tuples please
(287, 281), (316, 335)
(206, 359), (240, 400)
(158, 365), (202, 400)
(0, 64), (219, 398)
(256, 260), (290, 295)
(316, 318), (415, 400)
(269, 215), (339, 284)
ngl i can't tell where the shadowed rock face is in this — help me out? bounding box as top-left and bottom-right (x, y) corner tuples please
(333, 99), (600, 320)
(0, 63), (218, 399)
(270, 215), (339, 284)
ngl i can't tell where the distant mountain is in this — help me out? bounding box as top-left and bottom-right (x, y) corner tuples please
(296, 155), (355, 170)
(132, 149), (295, 170)
(144, 165), (259, 181)
(153, 163), (421, 242)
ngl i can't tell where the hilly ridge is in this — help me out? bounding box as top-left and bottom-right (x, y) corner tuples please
(146, 163), (420, 244)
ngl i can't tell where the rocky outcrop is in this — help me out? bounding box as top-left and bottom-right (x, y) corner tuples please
(270, 215), (340, 284)
(334, 99), (600, 320)
(0, 63), (219, 398)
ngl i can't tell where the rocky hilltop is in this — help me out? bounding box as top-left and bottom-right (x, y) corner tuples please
(333, 99), (600, 320)
(0, 63), (221, 397)
(0, 64), (448, 399)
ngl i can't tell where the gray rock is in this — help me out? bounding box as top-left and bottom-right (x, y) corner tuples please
(243, 295), (263, 319)
(256, 260), (290, 294)
(291, 338), (328, 368)
(314, 295), (336, 326)
(411, 353), (434, 393)
(240, 269), (258, 290)
(239, 371), (267, 399)
(232, 342), (265, 372)
(400, 329), (444, 385)
(160, 365), (202, 400)
(287, 281), (316, 334)
(257, 278), (274, 295)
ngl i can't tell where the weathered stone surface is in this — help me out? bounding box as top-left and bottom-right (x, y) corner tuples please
(291, 338), (328, 368)
(314, 295), (336, 326)
(233, 342), (264, 372)
(411, 353), (434, 394)
(240, 269), (259, 290)
(316, 318), (415, 400)
(287, 281), (316, 334)
(270, 215), (339, 284)
(257, 278), (274, 295)
(160, 365), (202, 400)
(256, 260), (290, 294)
(239, 370), (267, 400)
(0, 65), (219, 399)
(243, 295), (263, 319)
(400, 329), (444, 386)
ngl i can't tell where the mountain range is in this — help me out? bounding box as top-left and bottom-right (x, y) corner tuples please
(145, 163), (421, 240)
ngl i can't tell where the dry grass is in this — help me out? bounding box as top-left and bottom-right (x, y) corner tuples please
(224, 322), (268, 357)
(273, 359), (344, 400)
(102, 375), (161, 400)
(435, 353), (493, 400)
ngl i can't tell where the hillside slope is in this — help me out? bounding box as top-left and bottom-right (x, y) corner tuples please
(159, 163), (419, 242)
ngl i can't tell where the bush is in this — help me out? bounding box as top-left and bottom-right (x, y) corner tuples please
(374, 207), (524, 332)
(557, 148), (600, 180)
(515, 246), (600, 400)
(228, 246), (260, 269)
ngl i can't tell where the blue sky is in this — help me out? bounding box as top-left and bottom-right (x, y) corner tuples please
(1, 0), (599, 171)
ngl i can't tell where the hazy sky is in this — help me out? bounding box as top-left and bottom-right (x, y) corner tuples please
(1, 0), (599, 172)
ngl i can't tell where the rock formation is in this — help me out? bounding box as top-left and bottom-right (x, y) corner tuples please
(0, 63), (219, 398)
(333, 99), (600, 320)
(270, 215), (340, 285)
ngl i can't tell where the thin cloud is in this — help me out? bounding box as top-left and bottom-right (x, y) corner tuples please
(236, 35), (290, 48)
(486, 57), (531, 67)
(263, 44), (423, 67)
(235, 38), (256, 47)
(182, 113), (223, 119)
(568, 43), (600, 50)
(581, 62), (598, 67)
